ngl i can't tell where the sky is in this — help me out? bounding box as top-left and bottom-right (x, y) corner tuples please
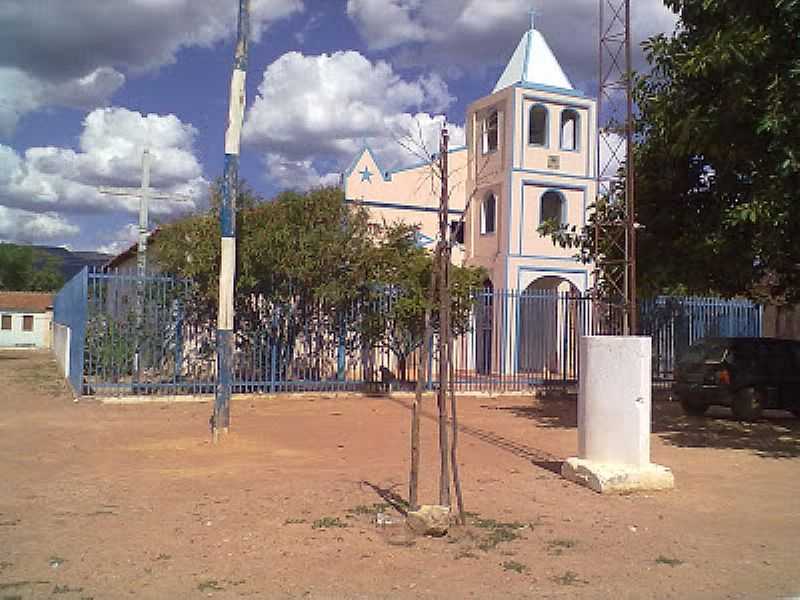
(0, 0), (677, 255)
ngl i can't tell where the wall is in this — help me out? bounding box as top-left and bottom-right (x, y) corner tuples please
(0, 310), (51, 348)
(763, 304), (800, 340)
(344, 146), (469, 265)
(53, 323), (70, 377)
(53, 268), (88, 394)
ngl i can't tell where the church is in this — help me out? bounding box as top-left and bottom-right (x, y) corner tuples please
(343, 22), (596, 298)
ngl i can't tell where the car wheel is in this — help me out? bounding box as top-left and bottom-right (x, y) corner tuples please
(679, 397), (708, 416)
(732, 387), (764, 421)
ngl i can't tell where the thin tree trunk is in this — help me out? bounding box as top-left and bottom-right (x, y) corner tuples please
(436, 267), (451, 508)
(447, 263), (465, 523)
(436, 128), (451, 508)
(409, 307), (432, 512)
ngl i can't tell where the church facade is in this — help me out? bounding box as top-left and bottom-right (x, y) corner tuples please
(343, 24), (596, 297)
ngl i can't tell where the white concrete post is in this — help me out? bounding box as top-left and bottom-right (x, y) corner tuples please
(562, 336), (674, 493)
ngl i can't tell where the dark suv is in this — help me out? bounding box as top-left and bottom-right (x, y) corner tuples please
(673, 337), (800, 420)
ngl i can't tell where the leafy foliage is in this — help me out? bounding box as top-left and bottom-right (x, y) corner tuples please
(635, 0), (800, 301)
(0, 243), (64, 291)
(541, 1), (800, 301)
(154, 186), (485, 379)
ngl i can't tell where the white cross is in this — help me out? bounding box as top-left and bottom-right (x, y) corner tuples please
(529, 7), (539, 31)
(98, 148), (193, 279)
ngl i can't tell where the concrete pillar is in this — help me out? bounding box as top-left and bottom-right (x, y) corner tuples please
(562, 336), (674, 493)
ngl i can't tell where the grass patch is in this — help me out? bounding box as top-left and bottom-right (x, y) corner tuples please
(655, 555), (684, 567)
(52, 585), (83, 594)
(478, 526), (521, 551)
(502, 560), (527, 574)
(197, 580), (224, 592)
(283, 518), (307, 525)
(312, 517), (348, 530)
(346, 503), (389, 516)
(154, 553), (171, 561)
(546, 539), (578, 555)
(467, 513), (526, 530)
(463, 512), (527, 552)
(455, 549), (479, 560)
(386, 539), (416, 548)
(551, 571), (588, 586)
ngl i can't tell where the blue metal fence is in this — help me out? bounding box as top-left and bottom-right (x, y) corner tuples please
(640, 296), (763, 380)
(57, 269), (764, 396)
(53, 267), (88, 393)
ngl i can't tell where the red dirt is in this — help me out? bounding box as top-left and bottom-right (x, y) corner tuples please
(1, 350), (799, 599)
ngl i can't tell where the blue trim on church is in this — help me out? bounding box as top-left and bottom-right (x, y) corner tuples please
(345, 198), (463, 215)
(383, 145), (468, 178)
(515, 81), (589, 99)
(343, 145), (391, 182)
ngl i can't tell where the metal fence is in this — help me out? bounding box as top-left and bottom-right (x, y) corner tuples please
(53, 267), (88, 393)
(55, 269), (763, 397)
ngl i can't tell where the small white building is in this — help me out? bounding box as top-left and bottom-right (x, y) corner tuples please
(0, 292), (54, 349)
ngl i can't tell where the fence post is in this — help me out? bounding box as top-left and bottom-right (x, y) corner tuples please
(337, 320), (346, 382)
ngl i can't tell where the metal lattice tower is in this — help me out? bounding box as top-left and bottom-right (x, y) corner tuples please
(595, 0), (637, 334)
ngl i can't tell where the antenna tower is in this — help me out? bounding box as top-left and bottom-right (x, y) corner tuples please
(595, 0), (637, 334)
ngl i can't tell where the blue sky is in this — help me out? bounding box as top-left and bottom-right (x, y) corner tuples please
(0, 0), (675, 254)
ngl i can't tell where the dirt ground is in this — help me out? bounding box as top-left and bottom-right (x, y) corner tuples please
(1, 351), (799, 600)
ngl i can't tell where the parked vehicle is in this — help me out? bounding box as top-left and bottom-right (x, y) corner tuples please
(673, 337), (800, 420)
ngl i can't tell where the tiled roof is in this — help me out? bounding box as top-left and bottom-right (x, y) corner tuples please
(0, 291), (54, 312)
(105, 228), (160, 269)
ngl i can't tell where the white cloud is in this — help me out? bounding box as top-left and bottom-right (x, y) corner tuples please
(0, 206), (79, 244)
(95, 224), (140, 256)
(345, 0), (429, 50)
(0, 0), (304, 136)
(598, 130), (626, 182)
(243, 50), (462, 185)
(0, 67), (126, 138)
(0, 107), (205, 217)
(347, 0), (677, 88)
(369, 112), (466, 171)
(263, 154), (341, 191)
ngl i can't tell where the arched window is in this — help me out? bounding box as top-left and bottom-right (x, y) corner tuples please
(529, 104), (548, 146)
(480, 193), (496, 234)
(482, 110), (499, 154)
(540, 190), (565, 226)
(560, 109), (579, 151)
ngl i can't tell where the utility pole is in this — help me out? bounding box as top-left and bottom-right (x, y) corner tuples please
(213, 0), (250, 441)
(594, 0), (637, 334)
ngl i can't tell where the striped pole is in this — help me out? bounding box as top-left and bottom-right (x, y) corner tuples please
(214, 0), (250, 439)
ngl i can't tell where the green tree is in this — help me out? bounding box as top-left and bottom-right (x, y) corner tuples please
(634, 0), (800, 301)
(540, 1), (800, 302)
(0, 244), (64, 291)
(154, 185), (485, 379)
(363, 223), (484, 380)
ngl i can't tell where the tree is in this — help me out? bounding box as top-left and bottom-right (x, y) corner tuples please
(539, 1), (800, 302)
(154, 186), (485, 375)
(363, 222), (484, 382)
(634, 0), (800, 301)
(0, 244), (64, 291)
